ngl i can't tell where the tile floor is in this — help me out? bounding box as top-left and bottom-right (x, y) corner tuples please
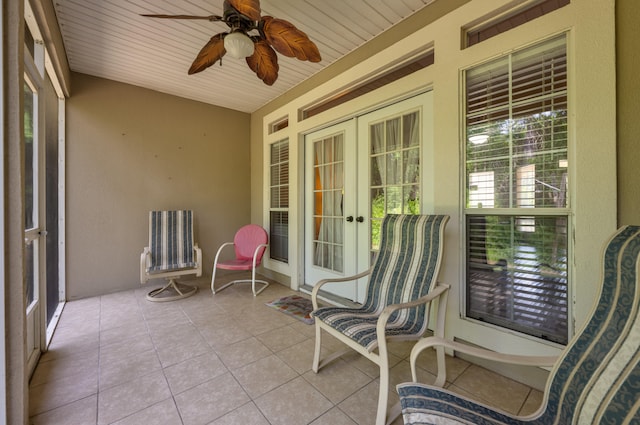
(29, 275), (543, 425)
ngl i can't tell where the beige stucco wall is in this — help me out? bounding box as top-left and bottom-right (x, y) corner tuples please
(66, 73), (251, 299)
(617, 0), (640, 225)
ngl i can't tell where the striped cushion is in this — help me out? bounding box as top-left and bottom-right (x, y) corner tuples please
(312, 214), (448, 351)
(397, 385), (522, 424)
(147, 210), (197, 273)
(398, 225), (640, 424)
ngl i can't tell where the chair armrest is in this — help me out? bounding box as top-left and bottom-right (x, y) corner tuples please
(409, 335), (559, 384)
(212, 241), (234, 268)
(140, 247), (150, 284)
(376, 283), (450, 340)
(311, 268), (372, 310)
(252, 243), (269, 269)
(382, 284), (450, 314)
(194, 244), (203, 277)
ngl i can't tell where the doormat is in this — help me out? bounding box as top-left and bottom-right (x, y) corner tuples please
(265, 295), (315, 325)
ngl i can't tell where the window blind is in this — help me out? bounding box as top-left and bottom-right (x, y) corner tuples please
(464, 35), (569, 344)
(270, 140), (289, 209)
(269, 211), (289, 263)
(466, 215), (568, 343)
(270, 140), (289, 263)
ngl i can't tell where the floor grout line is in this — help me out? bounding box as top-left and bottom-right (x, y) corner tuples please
(29, 278), (541, 425)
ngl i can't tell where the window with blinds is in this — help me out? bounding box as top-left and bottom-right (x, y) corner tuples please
(464, 35), (569, 344)
(270, 139), (289, 263)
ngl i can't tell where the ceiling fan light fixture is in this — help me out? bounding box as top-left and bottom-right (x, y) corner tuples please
(143, 0), (321, 84)
(224, 31), (254, 58)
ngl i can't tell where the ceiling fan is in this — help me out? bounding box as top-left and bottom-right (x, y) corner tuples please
(142, 0), (321, 85)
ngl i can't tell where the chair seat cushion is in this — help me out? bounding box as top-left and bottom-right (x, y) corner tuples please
(148, 261), (198, 273)
(312, 306), (425, 352)
(397, 383), (521, 425)
(215, 259), (256, 271)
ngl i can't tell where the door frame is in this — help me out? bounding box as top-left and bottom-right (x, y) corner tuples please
(24, 41), (46, 375)
(24, 3), (68, 374)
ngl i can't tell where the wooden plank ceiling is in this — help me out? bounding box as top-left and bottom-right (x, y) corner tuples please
(52, 0), (435, 113)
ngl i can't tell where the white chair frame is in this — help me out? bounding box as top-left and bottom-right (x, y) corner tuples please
(211, 241), (269, 296)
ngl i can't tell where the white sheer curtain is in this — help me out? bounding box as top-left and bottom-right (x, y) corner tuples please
(314, 141), (326, 267)
(314, 136), (344, 271)
(333, 136), (344, 272)
(404, 112), (420, 211)
(371, 122), (385, 200)
(371, 113), (421, 216)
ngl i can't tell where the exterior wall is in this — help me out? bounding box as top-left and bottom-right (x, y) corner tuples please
(617, 0), (640, 225)
(250, 0), (618, 363)
(66, 73), (251, 299)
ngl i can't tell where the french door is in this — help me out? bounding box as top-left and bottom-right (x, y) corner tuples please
(304, 119), (361, 300)
(304, 92), (433, 303)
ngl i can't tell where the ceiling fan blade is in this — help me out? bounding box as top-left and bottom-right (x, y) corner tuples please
(141, 14), (223, 22)
(261, 16), (321, 63)
(246, 39), (279, 85)
(227, 0), (261, 22)
(188, 33), (227, 75)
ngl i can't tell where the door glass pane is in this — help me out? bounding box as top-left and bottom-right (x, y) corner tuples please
(403, 112), (419, 147)
(313, 134), (344, 273)
(24, 80), (38, 310)
(404, 186), (420, 214)
(403, 149), (420, 184)
(25, 241), (36, 308)
(369, 111), (422, 251)
(334, 191), (343, 220)
(386, 117), (400, 151)
(45, 75), (60, 325)
(387, 186), (402, 214)
(371, 123), (385, 154)
(24, 82), (35, 230)
(386, 153), (401, 184)
(371, 188), (385, 219)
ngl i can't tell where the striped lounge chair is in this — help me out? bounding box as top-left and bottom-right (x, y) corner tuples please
(311, 214), (450, 425)
(140, 210), (202, 302)
(397, 225), (640, 424)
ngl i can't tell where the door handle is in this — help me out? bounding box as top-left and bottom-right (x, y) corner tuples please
(356, 216), (364, 223)
(346, 216), (354, 222)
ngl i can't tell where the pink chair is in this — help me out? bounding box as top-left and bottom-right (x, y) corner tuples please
(211, 224), (269, 296)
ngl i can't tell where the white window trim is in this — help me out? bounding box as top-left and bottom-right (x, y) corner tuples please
(0, 4), (6, 418)
(451, 6), (616, 357)
(461, 34), (572, 345)
(263, 127), (293, 277)
(267, 138), (290, 265)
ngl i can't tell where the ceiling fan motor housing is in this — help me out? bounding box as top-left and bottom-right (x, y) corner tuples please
(223, 0), (257, 32)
